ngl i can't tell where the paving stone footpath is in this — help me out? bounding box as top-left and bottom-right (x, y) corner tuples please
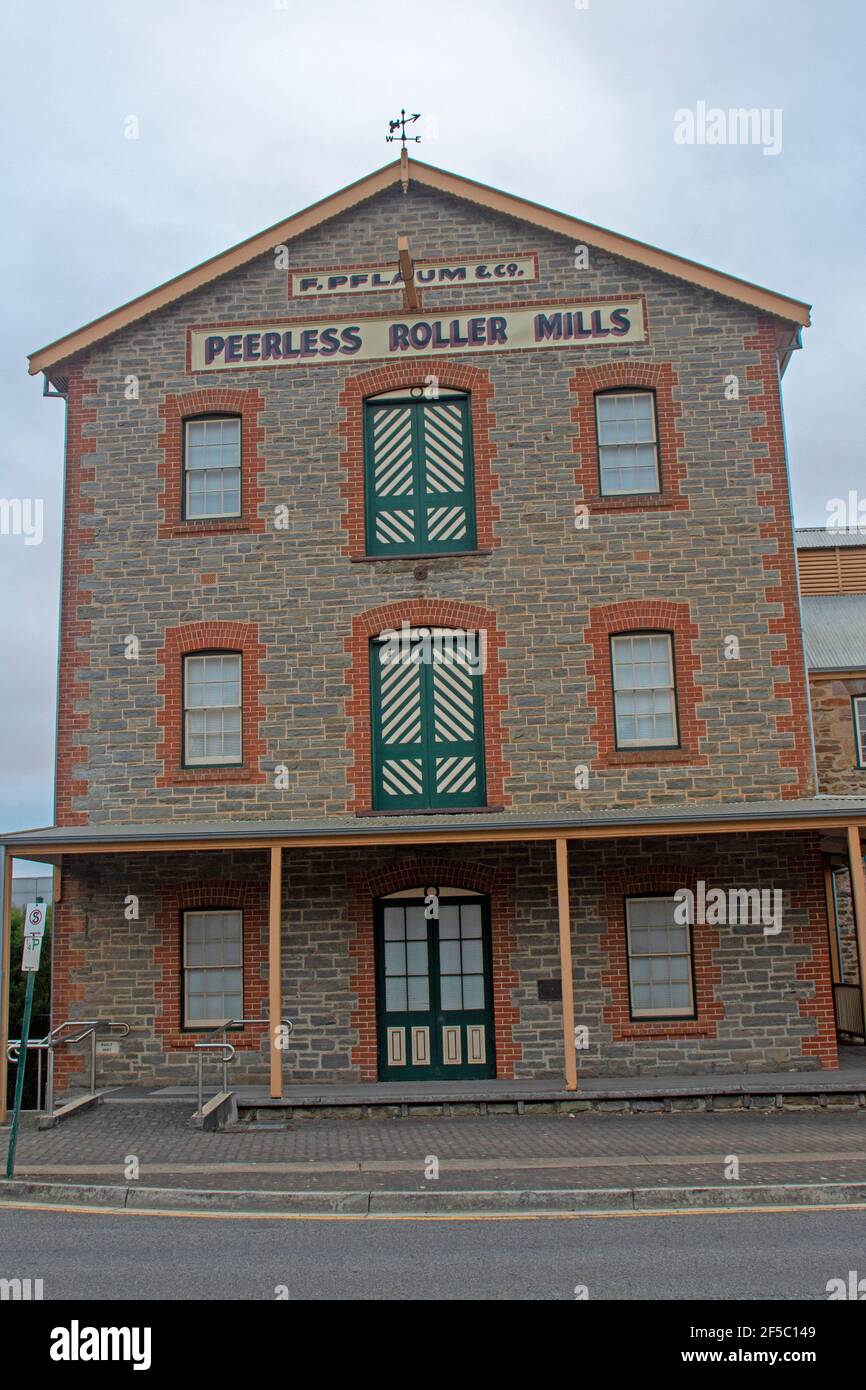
(4, 1099), (866, 1195)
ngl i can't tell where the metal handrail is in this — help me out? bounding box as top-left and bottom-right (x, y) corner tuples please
(193, 1016), (293, 1116)
(6, 1018), (130, 1113)
(194, 1042), (236, 1115)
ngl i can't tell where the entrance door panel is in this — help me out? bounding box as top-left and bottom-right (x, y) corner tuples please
(376, 897), (495, 1080)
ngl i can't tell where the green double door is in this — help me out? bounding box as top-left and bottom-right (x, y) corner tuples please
(375, 896), (495, 1081)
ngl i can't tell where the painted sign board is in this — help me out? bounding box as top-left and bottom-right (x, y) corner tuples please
(290, 254), (539, 297)
(188, 298), (648, 372)
(21, 902), (46, 973)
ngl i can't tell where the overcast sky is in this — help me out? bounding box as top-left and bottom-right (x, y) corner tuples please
(0, 0), (863, 849)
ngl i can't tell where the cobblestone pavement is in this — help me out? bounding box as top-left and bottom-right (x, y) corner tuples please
(4, 1100), (866, 1193)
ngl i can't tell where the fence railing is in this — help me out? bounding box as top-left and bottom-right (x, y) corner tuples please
(6, 1019), (130, 1113)
(194, 1016), (293, 1116)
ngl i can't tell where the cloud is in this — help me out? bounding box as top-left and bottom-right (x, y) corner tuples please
(1, 0), (863, 829)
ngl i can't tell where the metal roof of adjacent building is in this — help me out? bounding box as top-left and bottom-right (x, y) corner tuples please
(796, 527), (866, 549)
(801, 594), (866, 671)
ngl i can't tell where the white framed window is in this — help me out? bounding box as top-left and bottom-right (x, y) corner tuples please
(183, 910), (243, 1026)
(183, 653), (242, 766)
(855, 695), (866, 768)
(184, 417), (241, 519)
(611, 633), (678, 748)
(596, 391), (660, 496)
(625, 896), (694, 1018)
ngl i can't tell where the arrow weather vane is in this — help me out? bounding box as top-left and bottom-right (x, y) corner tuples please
(386, 109), (421, 149)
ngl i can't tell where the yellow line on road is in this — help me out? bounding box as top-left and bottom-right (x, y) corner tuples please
(1, 1198), (865, 1223)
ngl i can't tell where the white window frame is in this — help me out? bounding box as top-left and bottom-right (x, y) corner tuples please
(183, 653), (243, 767)
(184, 416), (242, 520)
(595, 390), (660, 497)
(625, 896), (695, 1019)
(855, 695), (866, 769)
(182, 910), (244, 1028)
(611, 633), (679, 749)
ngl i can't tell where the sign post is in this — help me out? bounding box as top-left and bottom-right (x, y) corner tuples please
(4, 902), (46, 1179)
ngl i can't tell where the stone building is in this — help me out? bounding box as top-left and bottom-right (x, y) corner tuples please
(3, 155), (866, 1105)
(797, 528), (866, 1032)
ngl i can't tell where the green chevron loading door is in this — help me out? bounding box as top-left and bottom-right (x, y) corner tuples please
(371, 629), (486, 811)
(365, 394), (476, 556)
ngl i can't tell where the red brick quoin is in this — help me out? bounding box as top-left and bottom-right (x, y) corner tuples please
(345, 601), (511, 812)
(338, 360), (501, 557)
(346, 859), (521, 1081)
(585, 600), (708, 768)
(792, 833), (838, 1068)
(745, 315), (815, 797)
(157, 386), (266, 538)
(569, 360), (686, 515)
(56, 360), (97, 824)
(156, 622), (267, 787)
(600, 866), (724, 1042)
(155, 881), (267, 1053)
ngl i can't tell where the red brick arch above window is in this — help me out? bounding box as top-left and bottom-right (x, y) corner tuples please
(338, 360), (500, 557)
(155, 880), (268, 1052)
(345, 600), (510, 812)
(569, 361), (686, 514)
(600, 866), (723, 1041)
(156, 621), (267, 786)
(585, 600), (707, 768)
(157, 386), (265, 537)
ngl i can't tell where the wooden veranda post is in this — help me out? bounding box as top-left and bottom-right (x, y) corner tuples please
(555, 837), (577, 1091)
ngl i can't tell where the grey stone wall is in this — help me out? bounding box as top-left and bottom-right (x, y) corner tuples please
(64, 179), (812, 823)
(52, 831), (835, 1089)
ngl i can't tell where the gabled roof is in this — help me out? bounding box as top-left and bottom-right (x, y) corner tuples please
(28, 156), (811, 379)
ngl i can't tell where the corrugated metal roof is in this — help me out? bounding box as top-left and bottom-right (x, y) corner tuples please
(3, 796), (866, 851)
(801, 594), (866, 670)
(796, 527), (866, 549)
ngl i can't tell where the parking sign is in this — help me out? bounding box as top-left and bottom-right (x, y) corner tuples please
(21, 901), (46, 972)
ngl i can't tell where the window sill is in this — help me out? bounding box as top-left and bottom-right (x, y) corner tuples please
(613, 1022), (716, 1041)
(600, 748), (701, 768)
(581, 494), (687, 514)
(356, 804), (505, 818)
(350, 549), (493, 563)
(157, 766), (262, 787)
(159, 519), (256, 538)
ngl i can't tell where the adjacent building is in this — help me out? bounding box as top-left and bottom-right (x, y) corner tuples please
(797, 527), (866, 1037)
(3, 156), (866, 1106)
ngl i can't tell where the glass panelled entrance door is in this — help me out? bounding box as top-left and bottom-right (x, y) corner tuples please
(375, 895), (495, 1080)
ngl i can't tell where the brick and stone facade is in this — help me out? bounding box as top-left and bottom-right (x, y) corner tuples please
(55, 181), (815, 825)
(52, 831), (836, 1090)
(796, 534), (866, 1001)
(810, 676), (866, 796)
(40, 163), (843, 1088)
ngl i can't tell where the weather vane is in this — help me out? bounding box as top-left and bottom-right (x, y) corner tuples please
(386, 109), (421, 149)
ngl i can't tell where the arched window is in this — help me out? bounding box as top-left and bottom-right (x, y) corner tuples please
(183, 908), (244, 1027)
(610, 632), (679, 748)
(364, 389), (476, 555)
(183, 415), (241, 519)
(182, 651), (242, 766)
(595, 389), (660, 496)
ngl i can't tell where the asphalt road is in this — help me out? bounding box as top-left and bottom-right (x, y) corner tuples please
(2, 1203), (866, 1300)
